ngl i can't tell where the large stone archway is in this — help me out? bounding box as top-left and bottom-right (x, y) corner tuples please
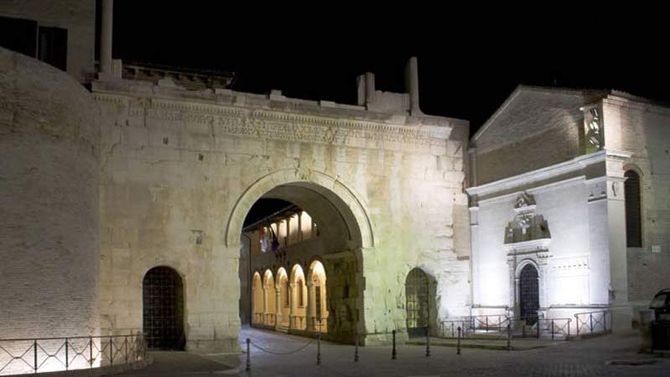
(226, 169), (374, 249)
(92, 79), (471, 353)
(234, 170), (372, 343)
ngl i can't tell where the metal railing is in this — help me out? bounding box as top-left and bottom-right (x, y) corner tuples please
(440, 315), (511, 339)
(574, 310), (611, 336)
(0, 333), (145, 376)
(517, 318), (572, 339)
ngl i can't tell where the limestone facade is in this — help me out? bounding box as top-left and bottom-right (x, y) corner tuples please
(91, 71), (470, 351)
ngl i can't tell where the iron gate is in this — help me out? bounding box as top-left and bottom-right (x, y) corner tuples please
(519, 264), (539, 326)
(406, 268), (430, 337)
(143, 266), (185, 350)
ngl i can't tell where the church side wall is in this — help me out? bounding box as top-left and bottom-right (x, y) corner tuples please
(603, 100), (670, 308)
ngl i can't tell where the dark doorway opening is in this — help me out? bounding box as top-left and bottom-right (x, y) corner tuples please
(406, 268), (433, 338)
(519, 264), (539, 326)
(143, 266), (185, 350)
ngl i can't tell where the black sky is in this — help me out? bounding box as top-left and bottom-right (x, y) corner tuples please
(111, 2), (669, 134)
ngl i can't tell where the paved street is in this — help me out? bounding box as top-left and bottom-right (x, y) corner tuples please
(112, 327), (669, 377)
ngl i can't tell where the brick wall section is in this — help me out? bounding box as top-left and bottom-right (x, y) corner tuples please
(473, 88), (592, 185)
(477, 125), (582, 184)
(603, 98), (670, 305)
(0, 47), (100, 338)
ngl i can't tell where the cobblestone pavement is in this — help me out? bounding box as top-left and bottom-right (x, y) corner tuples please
(112, 327), (669, 377)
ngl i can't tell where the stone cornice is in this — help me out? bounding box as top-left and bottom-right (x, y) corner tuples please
(92, 91), (458, 153)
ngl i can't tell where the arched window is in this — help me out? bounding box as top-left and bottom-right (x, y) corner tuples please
(624, 170), (642, 247)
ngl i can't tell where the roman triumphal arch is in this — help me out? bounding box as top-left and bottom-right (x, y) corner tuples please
(93, 77), (471, 352)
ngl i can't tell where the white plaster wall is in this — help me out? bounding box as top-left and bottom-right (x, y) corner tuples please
(0, 47), (100, 338)
(471, 175), (611, 312)
(0, 0), (95, 83)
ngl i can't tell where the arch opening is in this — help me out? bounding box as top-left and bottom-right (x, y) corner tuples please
(405, 268), (437, 338)
(237, 179), (365, 343)
(142, 266), (185, 350)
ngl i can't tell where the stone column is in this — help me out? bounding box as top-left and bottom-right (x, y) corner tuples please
(100, 0), (114, 73)
(275, 287), (281, 329)
(405, 57), (422, 115)
(307, 281), (316, 331)
(289, 283), (295, 329)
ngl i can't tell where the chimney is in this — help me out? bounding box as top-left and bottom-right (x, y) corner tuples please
(100, 0), (114, 74)
(405, 57), (422, 115)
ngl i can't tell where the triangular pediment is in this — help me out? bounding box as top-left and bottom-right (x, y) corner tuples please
(472, 86), (606, 154)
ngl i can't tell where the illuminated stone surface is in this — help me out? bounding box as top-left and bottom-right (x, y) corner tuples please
(0, 47), (100, 340)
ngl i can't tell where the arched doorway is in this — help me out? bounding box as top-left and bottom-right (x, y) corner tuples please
(142, 266), (185, 350)
(308, 260), (328, 333)
(290, 264), (307, 330)
(234, 174), (372, 342)
(251, 272), (263, 325)
(405, 268), (434, 338)
(263, 269), (276, 326)
(277, 268), (290, 329)
(519, 264), (539, 326)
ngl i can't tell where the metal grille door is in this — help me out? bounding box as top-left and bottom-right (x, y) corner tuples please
(143, 267), (185, 350)
(406, 268), (429, 337)
(519, 264), (539, 326)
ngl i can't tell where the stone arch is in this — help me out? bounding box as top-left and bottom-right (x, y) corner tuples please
(404, 267), (438, 337)
(263, 269), (276, 326)
(290, 264), (307, 330)
(307, 260), (328, 333)
(225, 169), (373, 248)
(251, 271), (263, 325)
(276, 267), (290, 328)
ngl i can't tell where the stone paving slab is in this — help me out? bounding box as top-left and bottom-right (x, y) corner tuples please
(109, 328), (670, 377)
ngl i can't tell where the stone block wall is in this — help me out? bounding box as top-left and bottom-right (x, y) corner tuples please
(602, 97), (670, 306)
(93, 79), (471, 350)
(0, 47), (100, 339)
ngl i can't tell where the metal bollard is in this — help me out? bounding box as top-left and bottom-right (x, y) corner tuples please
(34, 340), (38, 372)
(354, 333), (359, 362)
(65, 338), (69, 370)
(392, 330), (397, 360)
(425, 326), (431, 357)
(316, 333), (321, 366)
(457, 327), (461, 355)
(246, 338), (250, 371)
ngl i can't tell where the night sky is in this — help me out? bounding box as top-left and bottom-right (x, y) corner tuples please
(112, 3), (668, 134)
(108, 3), (668, 226)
